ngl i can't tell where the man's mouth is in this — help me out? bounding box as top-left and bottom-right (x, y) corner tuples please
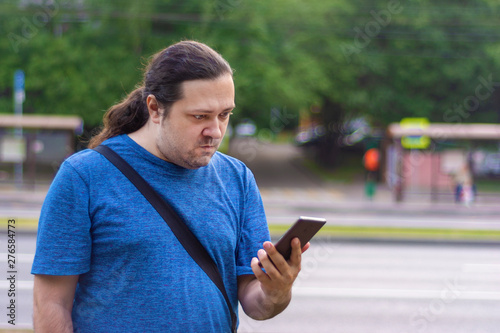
(200, 145), (216, 151)
(200, 141), (219, 149)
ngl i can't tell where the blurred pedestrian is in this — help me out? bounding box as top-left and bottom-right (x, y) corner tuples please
(31, 40), (308, 333)
(363, 147), (380, 200)
(453, 163), (476, 206)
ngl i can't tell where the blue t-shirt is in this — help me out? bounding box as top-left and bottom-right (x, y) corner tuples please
(31, 134), (270, 332)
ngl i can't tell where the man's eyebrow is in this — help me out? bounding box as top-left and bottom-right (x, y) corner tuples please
(190, 105), (236, 113)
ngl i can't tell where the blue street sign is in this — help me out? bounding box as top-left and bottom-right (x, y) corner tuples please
(14, 69), (25, 92)
(14, 69), (25, 105)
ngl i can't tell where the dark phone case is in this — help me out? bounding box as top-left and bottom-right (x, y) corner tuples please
(274, 217), (326, 260)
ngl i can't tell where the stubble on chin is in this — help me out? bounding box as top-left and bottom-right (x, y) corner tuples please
(155, 134), (220, 169)
(162, 144), (214, 169)
(185, 149), (216, 169)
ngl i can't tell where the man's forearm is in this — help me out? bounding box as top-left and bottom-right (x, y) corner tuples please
(239, 277), (292, 320)
(33, 302), (73, 333)
(33, 274), (78, 333)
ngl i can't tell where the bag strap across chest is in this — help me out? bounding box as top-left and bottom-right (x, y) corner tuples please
(94, 145), (237, 333)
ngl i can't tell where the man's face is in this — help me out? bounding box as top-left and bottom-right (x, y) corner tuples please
(155, 74), (235, 169)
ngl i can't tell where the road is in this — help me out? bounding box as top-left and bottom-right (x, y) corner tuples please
(1, 233), (499, 332)
(238, 240), (500, 333)
(1, 138), (499, 331)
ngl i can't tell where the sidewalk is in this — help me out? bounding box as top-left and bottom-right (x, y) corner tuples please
(260, 181), (500, 216)
(2, 181), (499, 213)
(0, 185), (48, 207)
(2, 181), (499, 233)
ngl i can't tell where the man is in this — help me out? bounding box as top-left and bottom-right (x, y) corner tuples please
(32, 40), (308, 332)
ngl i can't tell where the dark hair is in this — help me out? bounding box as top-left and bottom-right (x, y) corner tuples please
(88, 40), (233, 148)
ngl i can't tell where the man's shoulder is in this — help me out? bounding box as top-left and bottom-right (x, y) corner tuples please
(64, 136), (124, 169)
(52, 149), (103, 184)
(65, 148), (101, 168)
(211, 151), (249, 172)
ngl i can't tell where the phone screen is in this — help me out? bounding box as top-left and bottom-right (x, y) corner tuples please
(274, 216), (326, 260)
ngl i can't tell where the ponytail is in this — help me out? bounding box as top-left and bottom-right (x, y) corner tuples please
(88, 87), (148, 149)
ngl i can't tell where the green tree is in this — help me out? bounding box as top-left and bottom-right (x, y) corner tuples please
(1, 0), (499, 162)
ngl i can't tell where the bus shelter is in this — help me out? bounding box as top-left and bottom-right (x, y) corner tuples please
(385, 123), (500, 202)
(0, 114), (83, 186)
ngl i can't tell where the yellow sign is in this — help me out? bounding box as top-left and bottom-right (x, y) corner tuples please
(400, 118), (431, 149)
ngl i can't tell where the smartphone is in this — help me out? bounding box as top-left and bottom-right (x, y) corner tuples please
(274, 216), (327, 260)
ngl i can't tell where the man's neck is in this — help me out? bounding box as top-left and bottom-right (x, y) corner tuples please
(128, 123), (159, 157)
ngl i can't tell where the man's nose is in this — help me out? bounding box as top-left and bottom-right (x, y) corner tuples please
(202, 119), (223, 139)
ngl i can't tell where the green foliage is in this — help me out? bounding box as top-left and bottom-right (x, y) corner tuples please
(352, 0), (500, 125)
(0, 0), (499, 132)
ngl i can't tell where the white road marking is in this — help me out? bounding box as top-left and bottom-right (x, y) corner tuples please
(0, 253), (35, 263)
(293, 286), (500, 301)
(462, 264), (500, 272)
(0, 280), (33, 290)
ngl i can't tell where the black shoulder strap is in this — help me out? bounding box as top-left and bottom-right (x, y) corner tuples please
(93, 145), (237, 332)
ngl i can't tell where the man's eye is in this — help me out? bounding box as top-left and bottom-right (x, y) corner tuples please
(220, 112), (233, 119)
(194, 115), (206, 120)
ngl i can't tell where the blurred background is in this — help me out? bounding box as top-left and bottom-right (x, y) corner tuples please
(0, 0), (500, 332)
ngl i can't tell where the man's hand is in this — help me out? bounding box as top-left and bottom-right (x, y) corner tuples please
(238, 238), (309, 320)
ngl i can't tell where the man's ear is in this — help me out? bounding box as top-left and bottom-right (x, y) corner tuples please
(146, 94), (162, 124)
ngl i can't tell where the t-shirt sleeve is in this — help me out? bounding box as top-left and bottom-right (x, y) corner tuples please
(236, 169), (270, 276)
(31, 160), (92, 276)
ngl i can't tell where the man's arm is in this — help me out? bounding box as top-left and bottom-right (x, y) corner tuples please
(33, 274), (79, 333)
(238, 238), (309, 320)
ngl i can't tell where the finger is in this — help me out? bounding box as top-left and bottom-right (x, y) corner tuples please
(263, 242), (288, 275)
(263, 242), (299, 285)
(289, 238), (303, 267)
(301, 242), (311, 253)
(250, 257), (270, 282)
(257, 248), (280, 276)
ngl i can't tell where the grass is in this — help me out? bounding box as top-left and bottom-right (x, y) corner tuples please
(4, 218), (500, 242)
(272, 131), (296, 144)
(268, 224), (500, 242)
(475, 178), (500, 193)
(0, 218), (38, 231)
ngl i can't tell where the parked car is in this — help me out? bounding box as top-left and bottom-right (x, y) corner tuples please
(235, 119), (257, 137)
(482, 153), (500, 177)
